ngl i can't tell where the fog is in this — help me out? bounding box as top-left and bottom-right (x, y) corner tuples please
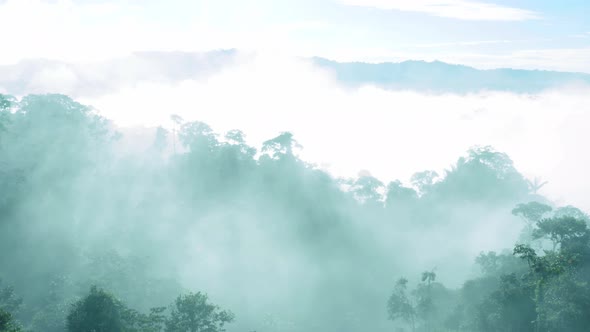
(73, 54), (590, 211)
(1, 53), (590, 332)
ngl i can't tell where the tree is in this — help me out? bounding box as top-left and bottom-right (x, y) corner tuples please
(552, 206), (589, 222)
(434, 146), (529, 202)
(527, 177), (548, 195)
(350, 172), (384, 204)
(0, 280), (20, 332)
(178, 121), (217, 151)
(541, 270), (590, 331)
(66, 286), (125, 332)
(0, 280), (22, 316)
(514, 216), (590, 332)
(387, 278), (416, 331)
(512, 202), (553, 227)
(512, 202), (553, 246)
(261, 132), (301, 160)
(387, 272), (447, 332)
(123, 306), (167, 332)
(415, 271), (437, 332)
(0, 94), (13, 112)
(385, 180), (417, 204)
(483, 273), (535, 332)
(410, 170), (439, 196)
(165, 292), (234, 332)
(0, 309), (22, 332)
(475, 251), (527, 278)
(152, 126), (169, 153)
(0, 94), (15, 138)
(533, 216), (590, 251)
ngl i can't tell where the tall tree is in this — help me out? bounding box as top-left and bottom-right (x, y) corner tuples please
(387, 278), (416, 332)
(66, 286), (125, 332)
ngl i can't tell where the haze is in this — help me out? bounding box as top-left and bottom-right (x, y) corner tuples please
(1, 1), (590, 332)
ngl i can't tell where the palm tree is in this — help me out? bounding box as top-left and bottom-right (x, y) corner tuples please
(527, 177), (548, 194)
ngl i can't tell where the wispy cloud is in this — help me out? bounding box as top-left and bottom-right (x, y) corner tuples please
(276, 20), (333, 33)
(411, 39), (514, 48)
(336, 0), (540, 21)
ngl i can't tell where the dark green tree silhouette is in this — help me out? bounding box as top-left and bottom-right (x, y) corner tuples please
(165, 292), (234, 332)
(0, 309), (22, 332)
(66, 286), (125, 332)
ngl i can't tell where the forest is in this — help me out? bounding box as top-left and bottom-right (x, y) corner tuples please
(1, 93), (589, 332)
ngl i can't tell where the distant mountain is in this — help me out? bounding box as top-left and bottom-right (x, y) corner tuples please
(1, 50), (589, 97)
(312, 57), (590, 93)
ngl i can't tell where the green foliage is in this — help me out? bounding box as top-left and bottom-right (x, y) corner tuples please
(1, 94), (589, 332)
(385, 180), (417, 206)
(350, 173), (384, 204)
(121, 306), (167, 332)
(0, 309), (22, 332)
(387, 272), (454, 332)
(0, 94), (12, 111)
(512, 202), (553, 226)
(0, 280), (22, 316)
(511, 215), (590, 332)
(66, 286), (126, 332)
(387, 278), (416, 330)
(410, 170), (439, 196)
(533, 216), (590, 251)
(475, 251), (526, 277)
(478, 273), (536, 331)
(552, 206), (590, 222)
(432, 146), (530, 203)
(0, 94), (14, 138)
(261, 132), (301, 159)
(165, 292), (234, 332)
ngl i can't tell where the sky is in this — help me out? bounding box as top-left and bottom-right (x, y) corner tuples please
(0, 0), (590, 72)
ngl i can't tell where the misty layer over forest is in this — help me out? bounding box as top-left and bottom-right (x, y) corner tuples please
(2, 51), (590, 99)
(1, 93), (590, 332)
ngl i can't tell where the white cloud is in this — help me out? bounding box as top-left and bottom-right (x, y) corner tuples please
(0, 0), (581, 73)
(28, 65), (79, 93)
(0, 0), (146, 63)
(336, 0), (539, 21)
(0, 0), (329, 68)
(0, 0), (275, 64)
(77, 54), (590, 213)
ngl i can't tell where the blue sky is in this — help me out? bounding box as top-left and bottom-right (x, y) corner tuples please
(0, 0), (589, 71)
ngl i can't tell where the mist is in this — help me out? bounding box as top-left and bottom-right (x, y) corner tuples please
(1, 55), (590, 332)
(70, 54), (590, 211)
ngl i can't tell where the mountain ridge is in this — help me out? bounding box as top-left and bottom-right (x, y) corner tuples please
(1, 50), (589, 97)
(311, 57), (590, 92)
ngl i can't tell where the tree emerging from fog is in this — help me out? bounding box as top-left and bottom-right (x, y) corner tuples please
(1, 93), (589, 332)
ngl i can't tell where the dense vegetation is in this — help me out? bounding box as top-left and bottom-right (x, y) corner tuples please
(0, 93), (588, 331)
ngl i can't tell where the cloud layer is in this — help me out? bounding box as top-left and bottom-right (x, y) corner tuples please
(65, 54), (590, 212)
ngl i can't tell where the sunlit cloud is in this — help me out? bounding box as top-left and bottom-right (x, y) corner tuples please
(336, 0), (540, 21)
